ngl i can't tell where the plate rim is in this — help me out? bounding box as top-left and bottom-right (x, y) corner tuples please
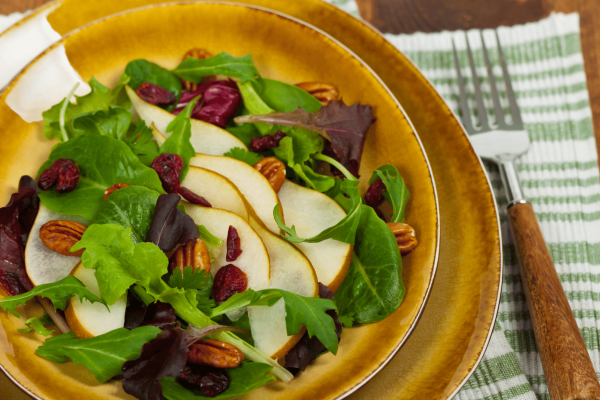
(0, 2), (441, 399)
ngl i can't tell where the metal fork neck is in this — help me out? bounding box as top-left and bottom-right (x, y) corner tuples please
(499, 159), (526, 205)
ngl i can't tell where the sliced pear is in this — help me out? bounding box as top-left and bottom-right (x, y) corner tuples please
(127, 86), (246, 155)
(277, 180), (353, 292)
(25, 204), (89, 286)
(247, 213), (318, 359)
(65, 262), (127, 338)
(182, 166), (248, 220)
(184, 203), (270, 290)
(154, 128), (282, 234)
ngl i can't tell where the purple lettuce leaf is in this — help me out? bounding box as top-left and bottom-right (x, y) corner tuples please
(0, 177), (39, 296)
(125, 293), (176, 331)
(234, 101), (375, 177)
(122, 326), (188, 400)
(284, 283), (342, 374)
(145, 193), (198, 253)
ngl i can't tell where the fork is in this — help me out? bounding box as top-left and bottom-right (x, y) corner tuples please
(453, 33), (600, 400)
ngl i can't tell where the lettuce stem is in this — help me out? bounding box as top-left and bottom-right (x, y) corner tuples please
(313, 153), (357, 181)
(59, 82), (80, 142)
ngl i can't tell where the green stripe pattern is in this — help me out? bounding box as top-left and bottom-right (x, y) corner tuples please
(323, 3), (596, 399)
(383, 12), (598, 400)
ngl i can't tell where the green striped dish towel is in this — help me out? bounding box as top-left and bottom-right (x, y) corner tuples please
(380, 10), (594, 400)
(324, 1), (596, 398)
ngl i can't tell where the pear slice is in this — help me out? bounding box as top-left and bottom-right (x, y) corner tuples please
(182, 166), (248, 220)
(277, 180), (353, 292)
(25, 204), (89, 286)
(126, 85), (246, 155)
(183, 204), (270, 290)
(246, 213), (318, 359)
(153, 128), (282, 234)
(65, 263), (127, 338)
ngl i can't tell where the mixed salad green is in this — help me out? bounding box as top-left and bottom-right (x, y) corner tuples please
(0, 50), (416, 399)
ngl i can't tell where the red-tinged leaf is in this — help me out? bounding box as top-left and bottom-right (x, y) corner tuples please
(0, 177), (38, 296)
(284, 283), (342, 375)
(234, 101), (375, 177)
(124, 294), (176, 331)
(122, 326), (188, 400)
(145, 194), (199, 253)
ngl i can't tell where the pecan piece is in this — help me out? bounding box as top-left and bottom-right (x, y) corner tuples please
(387, 222), (418, 255)
(169, 238), (211, 275)
(39, 220), (87, 256)
(104, 183), (131, 200)
(187, 339), (244, 368)
(253, 157), (286, 193)
(295, 82), (339, 106)
(182, 48), (214, 91)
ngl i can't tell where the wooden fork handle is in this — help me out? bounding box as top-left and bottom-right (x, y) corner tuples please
(507, 201), (600, 400)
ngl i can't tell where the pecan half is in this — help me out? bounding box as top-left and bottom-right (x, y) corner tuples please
(187, 339), (244, 368)
(387, 222), (418, 255)
(104, 183), (131, 200)
(40, 220), (87, 256)
(253, 157), (286, 193)
(295, 82), (339, 106)
(169, 238), (211, 275)
(182, 48), (214, 91)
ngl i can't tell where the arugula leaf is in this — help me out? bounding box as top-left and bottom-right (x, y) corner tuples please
(161, 362), (276, 400)
(37, 135), (165, 220)
(93, 185), (160, 243)
(335, 205), (404, 324)
(253, 78), (321, 113)
(169, 266), (211, 291)
(160, 97), (200, 180)
(43, 77), (114, 141)
(124, 120), (160, 166)
(36, 326), (161, 383)
(223, 147), (263, 166)
(274, 179), (363, 245)
(234, 101), (375, 177)
(210, 289), (339, 354)
(0, 275), (105, 317)
(125, 59), (182, 102)
(173, 53), (259, 84)
(18, 313), (55, 336)
(370, 165), (410, 223)
(237, 81), (273, 135)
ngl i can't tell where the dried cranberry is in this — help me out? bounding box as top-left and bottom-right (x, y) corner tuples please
(212, 264), (247, 302)
(37, 168), (58, 191)
(178, 187), (212, 207)
(364, 179), (386, 208)
(226, 226), (242, 262)
(151, 153), (183, 193)
(55, 160), (79, 193)
(136, 82), (176, 106)
(249, 131), (287, 152)
(200, 371), (230, 397)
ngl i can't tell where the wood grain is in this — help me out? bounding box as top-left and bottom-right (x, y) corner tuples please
(508, 202), (600, 400)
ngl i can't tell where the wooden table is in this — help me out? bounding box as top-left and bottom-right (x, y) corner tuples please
(1, 0), (600, 150)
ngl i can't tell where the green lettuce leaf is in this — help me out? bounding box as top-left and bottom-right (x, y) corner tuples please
(111, 73), (132, 109)
(123, 120), (160, 166)
(225, 124), (259, 147)
(223, 147), (262, 166)
(252, 78), (321, 113)
(334, 205), (404, 324)
(17, 313), (55, 336)
(370, 164), (410, 223)
(161, 362), (276, 400)
(274, 179), (362, 244)
(70, 106), (132, 140)
(36, 326), (161, 383)
(198, 225), (223, 248)
(160, 97), (200, 180)
(173, 53), (259, 84)
(0, 275), (105, 317)
(125, 59), (182, 102)
(37, 135), (165, 220)
(93, 185), (160, 243)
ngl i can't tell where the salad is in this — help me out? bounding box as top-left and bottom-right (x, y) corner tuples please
(0, 48), (419, 400)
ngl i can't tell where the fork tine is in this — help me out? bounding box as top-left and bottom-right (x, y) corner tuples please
(480, 31), (508, 129)
(452, 39), (474, 134)
(496, 31), (523, 128)
(465, 34), (490, 131)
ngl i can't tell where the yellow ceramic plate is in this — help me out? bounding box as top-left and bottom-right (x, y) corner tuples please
(0, 3), (440, 400)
